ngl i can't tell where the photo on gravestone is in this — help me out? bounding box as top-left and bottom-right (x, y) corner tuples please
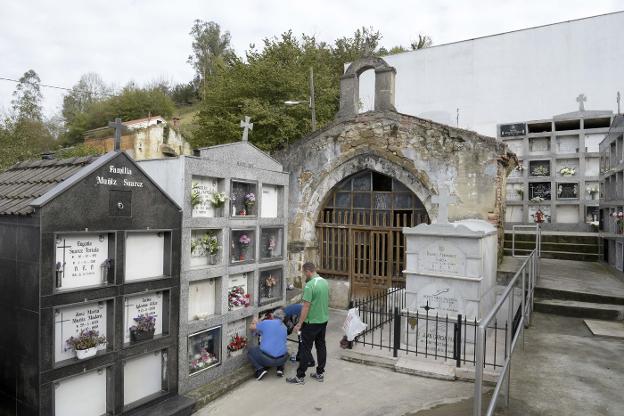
(261, 184), (281, 218)
(529, 182), (551, 200)
(259, 268), (283, 306)
(188, 327), (221, 375)
(54, 368), (107, 416)
(55, 233), (110, 290)
(230, 180), (257, 217)
(188, 278), (219, 321)
(190, 229), (222, 268)
(228, 273), (252, 311)
(259, 227), (283, 261)
(125, 231), (167, 281)
(226, 318), (248, 358)
(418, 240), (467, 277)
(123, 292), (164, 344)
(557, 183), (578, 199)
(123, 351), (166, 406)
(230, 229), (255, 263)
(54, 301), (109, 362)
(191, 176), (224, 218)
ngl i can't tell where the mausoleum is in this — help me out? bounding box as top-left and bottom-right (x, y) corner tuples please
(276, 57), (517, 307)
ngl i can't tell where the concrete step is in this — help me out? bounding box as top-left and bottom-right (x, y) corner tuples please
(503, 249), (600, 262)
(129, 395), (195, 416)
(535, 286), (624, 305)
(534, 298), (624, 320)
(503, 241), (600, 254)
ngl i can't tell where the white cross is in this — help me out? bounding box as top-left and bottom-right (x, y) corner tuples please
(432, 185), (457, 224)
(576, 93), (587, 112)
(240, 116), (253, 142)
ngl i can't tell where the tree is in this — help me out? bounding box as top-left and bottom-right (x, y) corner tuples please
(11, 69), (43, 121)
(410, 34), (433, 50)
(62, 73), (110, 125)
(187, 20), (235, 99)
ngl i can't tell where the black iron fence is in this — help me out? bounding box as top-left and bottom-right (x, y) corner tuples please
(350, 288), (514, 369)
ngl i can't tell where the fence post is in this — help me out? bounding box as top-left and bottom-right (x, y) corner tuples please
(473, 325), (485, 416)
(455, 314), (462, 367)
(393, 307), (400, 358)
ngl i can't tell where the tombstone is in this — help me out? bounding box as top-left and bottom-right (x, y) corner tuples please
(0, 151), (188, 415)
(403, 193), (499, 356)
(138, 134), (289, 394)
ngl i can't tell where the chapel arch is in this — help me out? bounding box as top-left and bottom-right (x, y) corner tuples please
(315, 169), (430, 299)
(337, 57), (397, 119)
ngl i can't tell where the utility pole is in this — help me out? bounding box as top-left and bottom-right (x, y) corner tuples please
(309, 67), (317, 131)
(618, 91), (621, 115)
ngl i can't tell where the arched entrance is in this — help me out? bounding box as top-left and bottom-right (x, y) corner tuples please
(316, 170), (430, 299)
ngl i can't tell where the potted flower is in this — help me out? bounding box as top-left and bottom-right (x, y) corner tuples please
(191, 182), (202, 208)
(130, 314), (156, 342)
(190, 238), (204, 257)
(202, 233), (220, 265)
(264, 273), (277, 298)
(531, 165), (549, 176)
(210, 192), (228, 216)
(66, 329), (107, 360)
(586, 185), (599, 200)
(227, 334), (248, 357)
(612, 212), (624, 234)
(244, 193), (256, 214)
(228, 285), (251, 310)
(559, 167), (576, 176)
(266, 236), (277, 257)
(190, 348), (218, 372)
(238, 234), (251, 261)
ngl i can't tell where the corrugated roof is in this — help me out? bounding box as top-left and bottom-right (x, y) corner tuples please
(0, 156), (99, 215)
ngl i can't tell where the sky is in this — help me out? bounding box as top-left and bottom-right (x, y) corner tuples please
(1, 0), (622, 118)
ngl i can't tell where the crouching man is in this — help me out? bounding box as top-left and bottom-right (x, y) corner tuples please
(248, 308), (288, 380)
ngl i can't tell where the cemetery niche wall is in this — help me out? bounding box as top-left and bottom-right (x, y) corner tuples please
(138, 138), (288, 394)
(0, 152), (188, 415)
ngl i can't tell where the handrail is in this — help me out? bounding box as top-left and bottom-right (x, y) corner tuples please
(473, 248), (538, 416)
(511, 224), (541, 257)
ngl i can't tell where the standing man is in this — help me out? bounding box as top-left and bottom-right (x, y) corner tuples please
(286, 262), (329, 385)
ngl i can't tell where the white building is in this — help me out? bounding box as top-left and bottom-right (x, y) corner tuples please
(357, 11), (624, 137)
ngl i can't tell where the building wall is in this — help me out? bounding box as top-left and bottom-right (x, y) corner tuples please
(357, 12), (624, 136)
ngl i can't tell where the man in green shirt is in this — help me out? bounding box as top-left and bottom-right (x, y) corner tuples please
(287, 262), (329, 385)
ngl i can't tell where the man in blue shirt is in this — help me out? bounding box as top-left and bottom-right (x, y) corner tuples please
(248, 308), (288, 380)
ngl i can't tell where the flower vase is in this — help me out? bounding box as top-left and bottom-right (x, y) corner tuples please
(130, 328), (155, 343)
(239, 247), (247, 261)
(75, 347), (97, 360)
(245, 203), (254, 215)
(209, 254), (218, 265)
(229, 349), (244, 358)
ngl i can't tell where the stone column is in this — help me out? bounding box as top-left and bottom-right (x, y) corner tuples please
(374, 66), (397, 112)
(337, 74), (359, 119)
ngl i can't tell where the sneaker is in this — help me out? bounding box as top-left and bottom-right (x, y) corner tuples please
(285, 376), (305, 385)
(276, 367), (284, 377)
(310, 373), (324, 382)
(255, 369), (268, 380)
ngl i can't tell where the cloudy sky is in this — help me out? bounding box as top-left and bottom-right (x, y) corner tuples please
(1, 0), (622, 117)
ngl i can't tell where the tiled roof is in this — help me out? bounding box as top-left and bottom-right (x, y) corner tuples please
(0, 156), (99, 215)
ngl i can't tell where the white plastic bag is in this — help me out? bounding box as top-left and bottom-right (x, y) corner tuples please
(343, 308), (367, 341)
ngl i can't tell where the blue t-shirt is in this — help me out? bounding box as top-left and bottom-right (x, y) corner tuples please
(256, 319), (287, 357)
(283, 303), (302, 318)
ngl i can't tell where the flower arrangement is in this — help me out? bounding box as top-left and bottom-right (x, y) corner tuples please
(264, 274), (277, 288)
(66, 329), (106, 358)
(515, 189), (524, 199)
(191, 182), (202, 208)
(531, 165), (550, 176)
(611, 212), (624, 233)
(210, 192), (228, 208)
(130, 314), (156, 342)
(530, 196), (545, 203)
(228, 285), (251, 310)
(244, 193), (256, 210)
(227, 334), (248, 353)
(190, 349), (218, 372)
(202, 234), (220, 256)
(559, 167), (576, 176)
(239, 234), (251, 248)
(267, 236), (277, 256)
(586, 185), (599, 196)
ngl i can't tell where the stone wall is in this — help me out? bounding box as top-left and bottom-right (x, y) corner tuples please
(275, 110), (516, 301)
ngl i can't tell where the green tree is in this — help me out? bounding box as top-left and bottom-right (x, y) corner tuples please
(11, 69), (43, 121)
(410, 34), (433, 50)
(62, 72), (110, 126)
(188, 20), (235, 99)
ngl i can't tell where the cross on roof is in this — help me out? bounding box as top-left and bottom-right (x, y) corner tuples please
(240, 116), (253, 142)
(108, 117), (124, 151)
(576, 93), (587, 112)
(431, 184), (457, 224)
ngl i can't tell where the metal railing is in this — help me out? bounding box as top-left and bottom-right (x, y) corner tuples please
(473, 248), (539, 416)
(511, 224), (541, 257)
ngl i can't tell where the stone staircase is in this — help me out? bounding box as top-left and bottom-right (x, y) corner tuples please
(503, 231), (601, 262)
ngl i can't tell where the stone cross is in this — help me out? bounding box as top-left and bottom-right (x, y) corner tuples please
(576, 93), (587, 112)
(432, 184), (457, 224)
(240, 116), (253, 142)
(108, 118), (124, 151)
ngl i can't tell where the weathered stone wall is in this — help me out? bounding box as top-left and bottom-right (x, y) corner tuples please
(275, 111), (516, 304)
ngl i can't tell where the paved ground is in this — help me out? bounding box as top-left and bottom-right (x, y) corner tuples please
(193, 308), (475, 416)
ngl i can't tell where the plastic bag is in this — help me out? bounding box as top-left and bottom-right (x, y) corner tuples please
(342, 308), (367, 341)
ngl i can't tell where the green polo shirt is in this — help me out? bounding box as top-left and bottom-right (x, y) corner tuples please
(302, 273), (329, 324)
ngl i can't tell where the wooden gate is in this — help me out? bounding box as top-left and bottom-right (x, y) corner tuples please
(316, 170), (429, 300)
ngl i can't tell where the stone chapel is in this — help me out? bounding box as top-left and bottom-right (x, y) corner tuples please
(276, 57), (517, 307)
